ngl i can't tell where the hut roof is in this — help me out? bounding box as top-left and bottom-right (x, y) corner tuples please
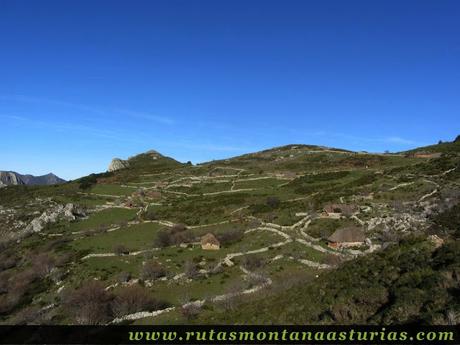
(328, 226), (366, 243)
(323, 203), (357, 214)
(323, 204), (339, 213)
(201, 233), (220, 246)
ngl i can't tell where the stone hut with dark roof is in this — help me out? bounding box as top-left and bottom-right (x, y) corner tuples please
(322, 203), (358, 218)
(327, 226), (366, 249)
(201, 233), (220, 250)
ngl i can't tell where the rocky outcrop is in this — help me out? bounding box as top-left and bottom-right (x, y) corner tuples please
(0, 171), (65, 188)
(108, 158), (129, 172)
(13, 204), (86, 240)
(0, 171), (25, 187)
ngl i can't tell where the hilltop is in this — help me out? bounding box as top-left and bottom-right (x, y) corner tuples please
(0, 138), (458, 325)
(403, 136), (460, 155)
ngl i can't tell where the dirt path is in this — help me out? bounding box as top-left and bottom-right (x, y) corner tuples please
(283, 192), (319, 203)
(78, 209), (343, 324)
(419, 189), (438, 202)
(389, 182), (415, 191)
(230, 169), (245, 191)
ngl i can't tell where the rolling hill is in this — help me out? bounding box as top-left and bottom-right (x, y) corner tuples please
(0, 138), (459, 325)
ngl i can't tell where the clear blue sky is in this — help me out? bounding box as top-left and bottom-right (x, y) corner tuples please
(1, 0), (459, 180)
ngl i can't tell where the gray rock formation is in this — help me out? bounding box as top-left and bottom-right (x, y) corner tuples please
(0, 171), (65, 188)
(108, 158), (130, 172)
(0, 171), (25, 187)
(18, 203), (86, 238)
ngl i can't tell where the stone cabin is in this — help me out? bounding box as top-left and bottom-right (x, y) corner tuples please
(327, 226), (366, 249)
(322, 204), (357, 218)
(201, 233), (220, 250)
(146, 190), (162, 199)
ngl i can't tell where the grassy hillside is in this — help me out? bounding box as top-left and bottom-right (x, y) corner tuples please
(191, 236), (460, 325)
(404, 137), (460, 154)
(0, 140), (459, 325)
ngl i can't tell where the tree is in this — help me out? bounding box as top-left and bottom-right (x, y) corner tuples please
(171, 229), (193, 245)
(112, 285), (164, 317)
(241, 255), (265, 270)
(266, 196), (280, 209)
(142, 209), (157, 221)
(217, 228), (244, 245)
(113, 244), (130, 256)
(64, 280), (113, 324)
(154, 230), (171, 248)
(171, 223), (187, 234)
(141, 260), (166, 280)
(184, 260), (200, 279)
(33, 253), (56, 278)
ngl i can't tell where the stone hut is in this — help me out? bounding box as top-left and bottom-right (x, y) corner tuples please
(327, 226), (366, 249)
(201, 233), (220, 250)
(322, 203), (358, 218)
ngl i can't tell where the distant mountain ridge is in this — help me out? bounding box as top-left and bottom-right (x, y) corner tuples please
(0, 171), (66, 187)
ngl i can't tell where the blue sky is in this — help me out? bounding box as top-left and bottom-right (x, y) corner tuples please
(1, 0), (459, 180)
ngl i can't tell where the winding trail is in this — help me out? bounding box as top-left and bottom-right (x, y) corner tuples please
(70, 167), (382, 325)
(389, 182), (415, 191)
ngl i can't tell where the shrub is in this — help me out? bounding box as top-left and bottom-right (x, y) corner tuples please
(171, 223), (187, 234)
(217, 228), (244, 246)
(321, 254), (343, 266)
(141, 260), (166, 280)
(241, 256), (265, 270)
(154, 225), (194, 247)
(266, 196), (281, 209)
(49, 268), (66, 284)
(113, 244), (130, 256)
(55, 252), (74, 267)
(0, 272), (9, 294)
(154, 230), (172, 248)
(33, 253), (56, 278)
(112, 285), (166, 317)
(0, 252), (17, 272)
(171, 230), (194, 245)
(117, 272), (131, 283)
(143, 209), (157, 221)
(8, 269), (39, 297)
(184, 260), (200, 279)
(0, 293), (20, 315)
(63, 280), (113, 324)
